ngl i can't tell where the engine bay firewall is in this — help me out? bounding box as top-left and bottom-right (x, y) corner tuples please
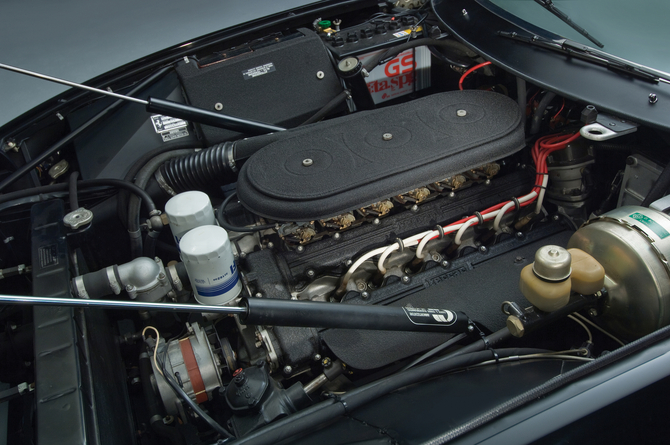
(236, 90), (525, 221)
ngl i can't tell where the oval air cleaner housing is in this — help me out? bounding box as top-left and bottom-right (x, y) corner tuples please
(236, 90), (524, 221)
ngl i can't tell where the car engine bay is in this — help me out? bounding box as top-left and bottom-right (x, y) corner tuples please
(2, 1), (670, 444)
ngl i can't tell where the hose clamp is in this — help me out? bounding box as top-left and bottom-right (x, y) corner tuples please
(73, 276), (90, 299)
(106, 266), (122, 295)
(154, 169), (176, 196)
(395, 238), (404, 253)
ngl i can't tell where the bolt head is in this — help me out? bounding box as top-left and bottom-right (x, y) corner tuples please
(401, 275), (410, 284)
(333, 232), (341, 240)
(462, 8), (468, 15)
(431, 253), (441, 262)
(515, 232), (524, 239)
(255, 292), (263, 298)
(125, 284), (134, 292)
(649, 93), (658, 104)
(283, 365), (293, 374)
(361, 291), (370, 299)
(411, 204), (419, 213)
(345, 259), (353, 266)
(506, 316), (525, 337)
(382, 133), (393, 141)
(373, 218), (380, 225)
(441, 260), (450, 268)
(214, 102), (223, 111)
(484, 179), (491, 186)
(467, 324), (475, 332)
(316, 71), (325, 79)
(297, 245), (305, 253)
(267, 242), (274, 249)
(448, 191), (456, 198)
(307, 269), (315, 278)
(552, 215), (560, 221)
(588, 308), (598, 317)
(313, 354), (322, 361)
(479, 245), (488, 253)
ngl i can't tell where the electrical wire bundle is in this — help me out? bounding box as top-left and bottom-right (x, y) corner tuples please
(336, 129), (582, 293)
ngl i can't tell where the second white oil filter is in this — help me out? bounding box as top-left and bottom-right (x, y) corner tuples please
(179, 225), (242, 305)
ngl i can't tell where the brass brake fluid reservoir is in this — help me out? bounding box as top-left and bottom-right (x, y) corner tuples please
(520, 245), (572, 312)
(568, 206), (670, 339)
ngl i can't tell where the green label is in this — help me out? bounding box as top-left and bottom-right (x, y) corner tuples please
(629, 212), (670, 239)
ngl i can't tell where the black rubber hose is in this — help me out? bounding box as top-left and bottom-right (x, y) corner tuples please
(231, 348), (550, 445)
(158, 142), (237, 193)
(156, 125), (318, 195)
(68, 171), (80, 211)
(216, 192), (275, 233)
(427, 45), (472, 68)
(79, 267), (114, 298)
(362, 38), (477, 73)
(516, 77), (527, 116)
(140, 353), (186, 445)
(0, 178), (155, 257)
(127, 148), (195, 257)
(118, 140), (203, 225)
(229, 329), (512, 445)
(641, 162), (670, 207)
(299, 90), (350, 126)
(143, 229), (161, 259)
(0, 66), (173, 193)
(0, 178), (156, 213)
(529, 92), (557, 135)
(421, 322), (670, 444)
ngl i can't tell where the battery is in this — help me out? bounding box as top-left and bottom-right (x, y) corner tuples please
(321, 16), (431, 104)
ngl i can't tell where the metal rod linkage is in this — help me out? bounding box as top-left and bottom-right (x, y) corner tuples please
(0, 62), (149, 105)
(0, 293), (248, 315)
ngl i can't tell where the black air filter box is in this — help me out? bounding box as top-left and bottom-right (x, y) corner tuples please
(176, 28), (343, 144)
(237, 90), (524, 221)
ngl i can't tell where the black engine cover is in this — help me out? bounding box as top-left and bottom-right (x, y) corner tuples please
(236, 90), (524, 221)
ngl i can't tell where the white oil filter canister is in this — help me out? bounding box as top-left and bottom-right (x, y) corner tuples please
(165, 191), (216, 245)
(179, 225), (242, 305)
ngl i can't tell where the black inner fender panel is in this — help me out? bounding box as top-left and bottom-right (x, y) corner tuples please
(236, 90), (524, 221)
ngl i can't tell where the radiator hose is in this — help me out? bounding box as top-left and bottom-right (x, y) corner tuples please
(156, 134), (281, 194)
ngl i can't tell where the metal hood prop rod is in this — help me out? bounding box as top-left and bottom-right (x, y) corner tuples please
(0, 62), (285, 135)
(0, 294), (472, 333)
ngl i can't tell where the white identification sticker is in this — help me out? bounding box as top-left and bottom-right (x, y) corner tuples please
(160, 127), (189, 142)
(151, 115), (188, 133)
(242, 63), (276, 80)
